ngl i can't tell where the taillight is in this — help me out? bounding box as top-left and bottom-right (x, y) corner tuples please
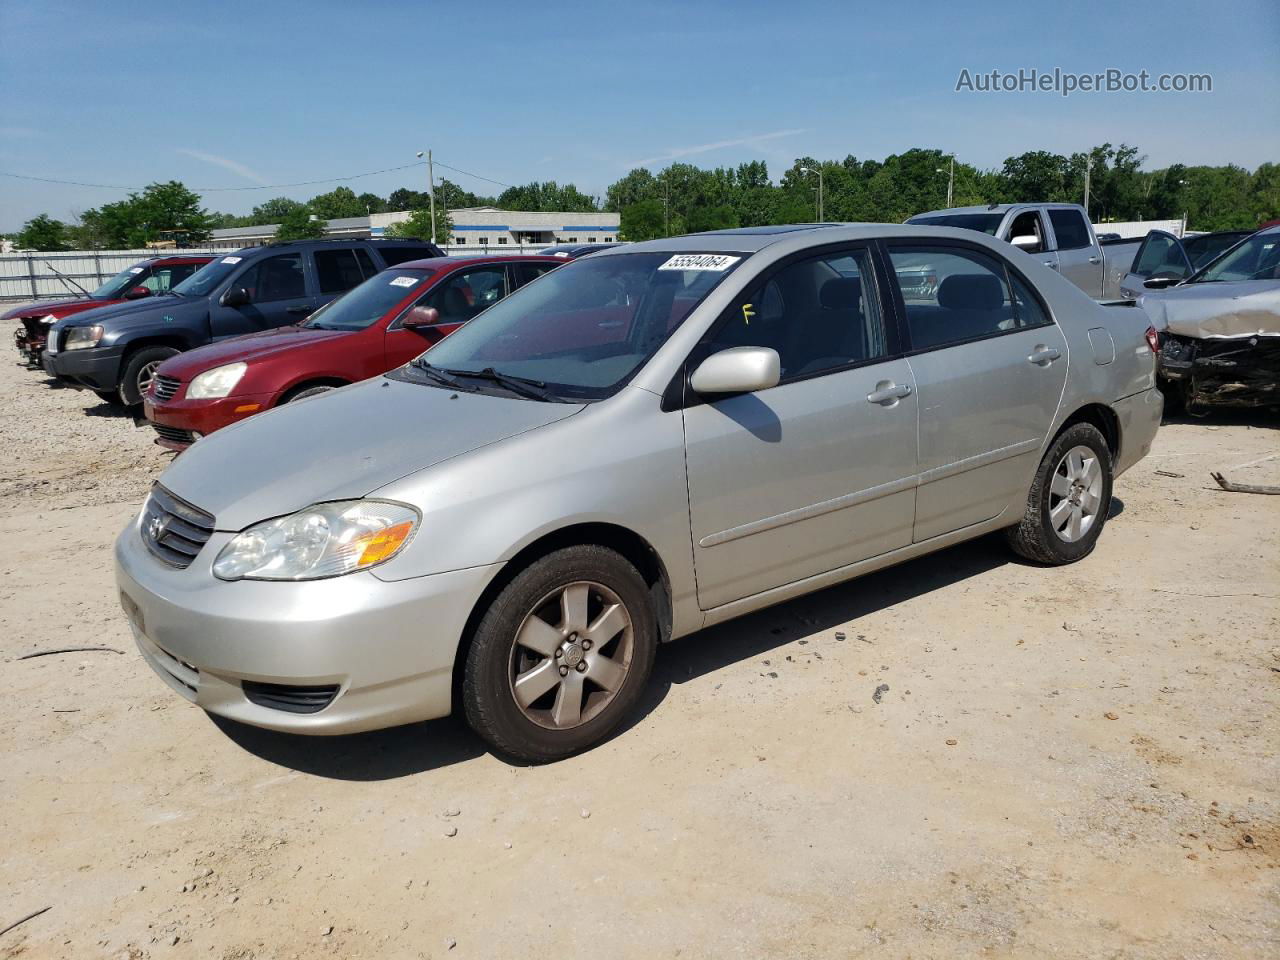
(1145, 326), (1160, 354)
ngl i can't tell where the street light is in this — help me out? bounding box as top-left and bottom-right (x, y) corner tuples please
(799, 165), (824, 221)
(935, 155), (954, 208)
(415, 149), (437, 244)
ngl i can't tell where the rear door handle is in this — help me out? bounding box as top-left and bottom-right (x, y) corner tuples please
(867, 381), (913, 405)
(1028, 347), (1061, 365)
(1043, 261), (1058, 270)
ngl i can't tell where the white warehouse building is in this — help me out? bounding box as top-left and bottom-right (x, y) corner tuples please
(371, 207), (620, 247)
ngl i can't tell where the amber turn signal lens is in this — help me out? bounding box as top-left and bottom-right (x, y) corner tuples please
(356, 521), (415, 568)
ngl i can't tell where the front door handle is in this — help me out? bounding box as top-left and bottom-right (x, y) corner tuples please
(1088, 255), (1101, 264)
(867, 381), (913, 405)
(1043, 261), (1058, 270)
(1028, 346), (1062, 366)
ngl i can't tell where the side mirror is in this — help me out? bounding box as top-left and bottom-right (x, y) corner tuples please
(1143, 271), (1184, 290)
(689, 346), (780, 395)
(401, 305), (440, 329)
(221, 287), (251, 308)
(124, 285), (152, 300)
(1010, 235), (1041, 253)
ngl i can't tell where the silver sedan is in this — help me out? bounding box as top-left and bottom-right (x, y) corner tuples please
(115, 224), (1162, 761)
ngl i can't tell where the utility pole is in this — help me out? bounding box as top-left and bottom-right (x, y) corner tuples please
(663, 183), (670, 236)
(946, 156), (954, 208)
(414, 150), (438, 244)
(800, 165), (824, 221)
(1083, 154), (1092, 218)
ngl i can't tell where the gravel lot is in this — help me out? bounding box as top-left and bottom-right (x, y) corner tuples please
(2, 322), (1277, 959)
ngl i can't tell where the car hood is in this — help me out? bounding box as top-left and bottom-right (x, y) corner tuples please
(1140, 280), (1280, 339)
(159, 326), (353, 380)
(1, 296), (108, 321)
(157, 375), (586, 530)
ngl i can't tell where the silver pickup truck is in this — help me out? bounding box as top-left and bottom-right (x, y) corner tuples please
(908, 203), (1140, 301)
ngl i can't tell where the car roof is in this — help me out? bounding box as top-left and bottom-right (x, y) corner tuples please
(911, 203), (1083, 218)
(225, 237), (441, 257)
(390, 254), (565, 271)
(149, 254), (217, 264)
(588, 222), (1001, 256)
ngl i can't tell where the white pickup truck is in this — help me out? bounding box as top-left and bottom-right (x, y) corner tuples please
(908, 203), (1141, 301)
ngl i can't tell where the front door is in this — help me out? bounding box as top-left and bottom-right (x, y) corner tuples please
(683, 246), (919, 610)
(210, 252), (314, 339)
(1120, 230), (1191, 298)
(884, 241), (1068, 542)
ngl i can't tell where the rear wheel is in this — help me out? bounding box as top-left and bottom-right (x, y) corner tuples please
(118, 346), (179, 406)
(1005, 422), (1113, 565)
(463, 545), (657, 763)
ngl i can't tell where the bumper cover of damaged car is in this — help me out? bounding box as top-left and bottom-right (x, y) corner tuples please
(1159, 333), (1280, 410)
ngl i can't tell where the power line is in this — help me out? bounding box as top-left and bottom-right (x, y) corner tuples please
(0, 158), (514, 193)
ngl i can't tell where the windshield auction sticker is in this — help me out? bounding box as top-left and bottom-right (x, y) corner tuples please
(221, 256), (242, 264)
(389, 276), (419, 287)
(658, 254), (741, 272)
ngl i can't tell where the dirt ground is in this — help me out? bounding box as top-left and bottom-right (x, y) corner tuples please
(2, 324), (1277, 960)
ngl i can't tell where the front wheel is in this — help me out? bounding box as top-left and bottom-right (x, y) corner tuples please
(1005, 422), (1114, 565)
(118, 346), (179, 406)
(462, 545), (657, 762)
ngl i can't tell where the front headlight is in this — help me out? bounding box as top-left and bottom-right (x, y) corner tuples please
(212, 500), (419, 581)
(188, 361), (247, 399)
(64, 324), (104, 350)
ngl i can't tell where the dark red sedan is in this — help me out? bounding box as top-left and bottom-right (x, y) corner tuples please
(7, 255), (215, 366)
(144, 255), (563, 450)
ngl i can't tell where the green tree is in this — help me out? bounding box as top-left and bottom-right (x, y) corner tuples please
(620, 200), (666, 241)
(250, 196), (306, 224)
(16, 214), (71, 251)
(274, 206), (326, 242)
(82, 181), (213, 247)
(356, 192), (386, 215)
(496, 181), (598, 212)
(307, 186), (365, 219)
(385, 207), (453, 244)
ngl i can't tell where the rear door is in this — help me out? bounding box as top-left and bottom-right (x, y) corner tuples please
(208, 252), (314, 339)
(682, 245), (919, 610)
(1047, 208), (1103, 297)
(312, 247), (375, 312)
(884, 240), (1067, 542)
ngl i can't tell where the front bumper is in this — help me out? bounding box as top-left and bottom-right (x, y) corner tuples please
(114, 514), (501, 734)
(145, 390), (277, 450)
(1159, 334), (1280, 410)
(48, 344), (125, 391)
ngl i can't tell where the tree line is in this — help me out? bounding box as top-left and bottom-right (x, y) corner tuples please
(9, 144), (1278, 251)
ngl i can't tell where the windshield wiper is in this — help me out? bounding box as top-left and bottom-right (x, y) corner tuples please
(444, 366), (569, 402)
(409, 359), (477, 392)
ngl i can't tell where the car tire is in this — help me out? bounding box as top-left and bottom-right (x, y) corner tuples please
(118, 346), (179, 406)
(462, 545), (658, 763)
(1005, 422), (1113, 565)
(283, 384), (337, 403)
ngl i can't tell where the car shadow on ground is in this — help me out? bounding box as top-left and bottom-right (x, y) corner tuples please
(215, 531), (1027, 780)
(1161, 408), (1278, 430)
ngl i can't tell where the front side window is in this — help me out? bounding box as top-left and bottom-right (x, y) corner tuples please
(1190, 232), (1280, 282)
(314, 248), (366, 294)
(306, 269), (428, 331)
(422, 265), (508, 325)
(889, 246), (1041, 350)
(418, 251), (744, 400)
(234, 253), (306, 303)
(1048, 209), (1092, 251)
(1132, 233), (1187, 278)
(1007, 210), (1047, 254)
(706, 248), (886, 380)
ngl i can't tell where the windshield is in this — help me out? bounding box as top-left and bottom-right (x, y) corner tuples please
(171, 255), (245, 297)
(415, 251), (745, 400)
(305, 269), (428, 331)
(907, 213), (1005, 235)
(90, 264), (150, 299)
(1190, 231), (1280, 283)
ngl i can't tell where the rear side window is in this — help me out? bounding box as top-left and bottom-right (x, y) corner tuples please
(314, 249), (367, 294)
(513, 262), (559, 288)
(889, 246), (1024, 350)
(1048, 209), (1092, 250)
(353, 247), (378, 279)
(234, 253), (306, 303)
(708, 247), (887, 381)
(378, 246), (438, 266)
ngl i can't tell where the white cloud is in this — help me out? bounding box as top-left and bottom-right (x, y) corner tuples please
(176, 148), (269, 185)
(628, 128), (808, 168)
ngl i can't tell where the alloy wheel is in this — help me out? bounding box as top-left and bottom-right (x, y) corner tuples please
(1048, 444), (1103, 543)
(507, 581), (634, 730)
(137, 360), (162, 398)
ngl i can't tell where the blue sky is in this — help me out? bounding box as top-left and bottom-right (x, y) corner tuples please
(1, 0), (1276, 230)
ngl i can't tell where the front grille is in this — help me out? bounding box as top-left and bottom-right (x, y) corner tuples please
(152, 423), (196, 447)
(242, 681), (340, 714)
(141, 484), (215, 569)
(152, 374), (181, 402)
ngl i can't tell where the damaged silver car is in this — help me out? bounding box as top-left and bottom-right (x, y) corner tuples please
(1138, 225), (1280, 414)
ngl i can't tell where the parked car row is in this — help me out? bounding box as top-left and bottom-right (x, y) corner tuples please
(107, 222), (1163, 761)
